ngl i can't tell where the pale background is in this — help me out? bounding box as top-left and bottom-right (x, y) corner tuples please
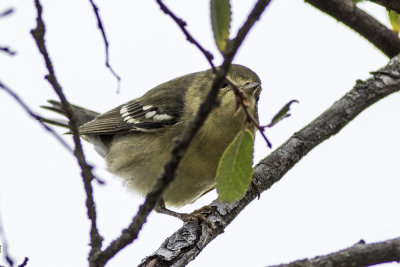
(0, 0), (399, 266)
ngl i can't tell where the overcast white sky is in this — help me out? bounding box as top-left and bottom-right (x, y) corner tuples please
(1, 0), (399, 266)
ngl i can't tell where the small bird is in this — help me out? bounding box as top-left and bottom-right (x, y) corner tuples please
(42, 64), (261, 220)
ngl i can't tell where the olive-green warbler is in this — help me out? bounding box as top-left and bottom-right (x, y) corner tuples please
(42, 64), (261, 217)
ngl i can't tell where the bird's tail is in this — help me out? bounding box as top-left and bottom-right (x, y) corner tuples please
(40, 100), (100, 128)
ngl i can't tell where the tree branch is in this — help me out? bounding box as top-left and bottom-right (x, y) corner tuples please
(0, 7), (14, 18)
(268, 238), (400, 267)
(368, 0), (400, 13)
(88, 0), (121, 92)
(0, 80), (72, 153)
(0, 46), (16, 56)
(155, 0), (216, 70)
(0, 208), (15, 267)
(305, 0), (400, 58)
(30, 0), (103, 261)
(225, 0), (272, 61)
(17, 257), (29, 267)
(140, 50), (400, 267)
(0, 206), (29, 267)
(0, 8), (16, 56)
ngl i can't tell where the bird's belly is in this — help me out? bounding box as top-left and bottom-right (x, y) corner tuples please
(107, 142), (218, 207)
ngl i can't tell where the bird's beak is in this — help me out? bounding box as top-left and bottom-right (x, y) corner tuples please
(243, 82), (261, 99)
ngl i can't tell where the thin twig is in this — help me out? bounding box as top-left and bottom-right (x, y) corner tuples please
(225, 0), (272, 62)
(0, 8), (14, 18)
(0, 8), (17, 57)
(0, 46), (16, 56)
(268, 238), (400, 267)
(140, 46), (400, 267)
(30, 0), (103, 262)
(0, 80), (72, 153)
(305, 0), (400, 58)
(0, 209), (28, 267)
(156, 0), (216, 71)
(0, 209), (14, 267)
(88, 0), (121, 93)
(17, 258), (29, 267)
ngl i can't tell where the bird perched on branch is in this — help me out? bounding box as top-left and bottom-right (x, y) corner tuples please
(41, 64), (261, 220)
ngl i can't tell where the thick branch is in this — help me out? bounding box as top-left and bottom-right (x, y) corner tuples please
(368, 0), (400, 13)
(30, 0), (103, 261)
(140, 50), (400, 266)
(269, 238), (400, 267)
(305, 0), (400, 58)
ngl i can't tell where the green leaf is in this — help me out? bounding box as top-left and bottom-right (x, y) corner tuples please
(216, 129), (254, 203)
(210, 0), (231, 53)
(267, 99), (298, 128)
(389, 11), (400, 34)
(351, 0), (365, 3)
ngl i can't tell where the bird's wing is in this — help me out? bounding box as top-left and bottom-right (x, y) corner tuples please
(79, 85), (186, 135)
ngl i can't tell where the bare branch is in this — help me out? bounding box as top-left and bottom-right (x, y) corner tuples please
(0, 80), (72, 152)
(30, 0), (103, 260)
(0, 8), (14, 18)
(17, 257), (29, 267)
(0, 207), (29, 267)
(226, 77), (272, 148)
(155, 0), (216, 70)
(368, 0), (400, 13)
(0, 46), (16, 56)
(305, 0), (400, 58)
(225, 0), (273, 61)
(140, 48), (400, 267)
(268, 238), (400, 267)
(0, 209), (14, 267)
(88, 0), (121, 92)
(0, 8), (16, 57)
